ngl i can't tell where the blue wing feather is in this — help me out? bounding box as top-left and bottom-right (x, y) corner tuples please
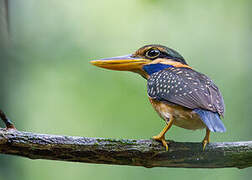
(194, 109), (226, 132)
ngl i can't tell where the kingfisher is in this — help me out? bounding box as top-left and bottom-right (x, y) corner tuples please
(90, 44), (226, 151)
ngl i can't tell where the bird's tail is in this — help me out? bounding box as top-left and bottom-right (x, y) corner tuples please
(194, 109), (226, 132)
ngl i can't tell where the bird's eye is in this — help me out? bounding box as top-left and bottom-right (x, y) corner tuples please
(145, 49), (160, 59)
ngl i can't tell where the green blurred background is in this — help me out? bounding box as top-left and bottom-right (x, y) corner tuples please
(0, 0), (251, 179)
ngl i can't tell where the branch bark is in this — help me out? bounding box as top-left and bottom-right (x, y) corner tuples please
(0, 128), (251, 169)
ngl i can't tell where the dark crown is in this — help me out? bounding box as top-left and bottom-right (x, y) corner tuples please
(133, 44), (187, 65)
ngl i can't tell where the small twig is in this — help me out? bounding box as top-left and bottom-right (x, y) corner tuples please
(0, 110), (15, 129)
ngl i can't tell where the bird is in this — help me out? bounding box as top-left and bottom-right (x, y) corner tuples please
(90, 44), (226, 151)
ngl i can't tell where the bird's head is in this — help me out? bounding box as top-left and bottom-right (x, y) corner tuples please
(90, 44), (191, 78)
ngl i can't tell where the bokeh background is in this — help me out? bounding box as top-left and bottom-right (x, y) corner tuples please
(0, 0), (251, 179)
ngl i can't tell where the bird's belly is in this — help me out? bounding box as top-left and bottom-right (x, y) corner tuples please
(172, 108), (206, 130)
(149, 98), (206, 130)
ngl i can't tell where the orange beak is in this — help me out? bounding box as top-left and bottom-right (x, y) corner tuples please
(90, 54), (150, 71)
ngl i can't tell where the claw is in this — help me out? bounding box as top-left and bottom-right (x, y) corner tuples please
(202, 139), (208, 151)
(153, 135), (169, 151)
(202, 128), (210, 151)
(152, 117), (173, 151)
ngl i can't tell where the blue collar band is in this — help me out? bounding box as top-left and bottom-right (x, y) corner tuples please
(143, 63), (174, 75)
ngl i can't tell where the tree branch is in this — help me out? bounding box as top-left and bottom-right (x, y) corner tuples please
(0, 128), (251, 169)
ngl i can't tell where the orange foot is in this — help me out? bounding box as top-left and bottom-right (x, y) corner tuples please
(202, 138), (209, 151)
(152, 135), (168, 151)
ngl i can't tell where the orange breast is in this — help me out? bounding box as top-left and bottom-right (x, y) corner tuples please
(149, 98), (206, 130)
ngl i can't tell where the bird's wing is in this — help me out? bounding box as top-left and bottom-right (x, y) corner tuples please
(147, 67), (225, 116)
